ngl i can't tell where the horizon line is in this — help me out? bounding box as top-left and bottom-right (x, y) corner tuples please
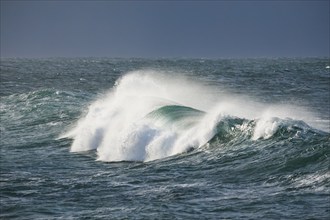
(1, 55), (329, 60)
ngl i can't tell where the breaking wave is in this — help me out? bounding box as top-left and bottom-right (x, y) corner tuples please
(63, 71), (328, 162)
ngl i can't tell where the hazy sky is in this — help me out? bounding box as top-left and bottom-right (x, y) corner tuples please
(1, 0), (329, 58)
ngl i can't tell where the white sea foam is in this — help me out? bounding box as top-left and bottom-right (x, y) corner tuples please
(252, 117), (280, 140)
(290, 172), (330, 192)
(63, 70), (323, 162)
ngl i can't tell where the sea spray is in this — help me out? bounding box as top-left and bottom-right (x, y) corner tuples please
(64, 70), (324, 162)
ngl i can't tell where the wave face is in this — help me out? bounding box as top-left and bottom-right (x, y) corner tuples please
(64, 71), (327, 162)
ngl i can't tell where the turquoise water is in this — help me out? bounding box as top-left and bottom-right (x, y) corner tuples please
(1, 58), (329, 219)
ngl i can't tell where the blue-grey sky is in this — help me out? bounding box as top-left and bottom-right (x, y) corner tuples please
(1, 0), (329, 58)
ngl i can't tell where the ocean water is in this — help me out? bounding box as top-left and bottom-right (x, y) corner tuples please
(0, 58), (329, 219)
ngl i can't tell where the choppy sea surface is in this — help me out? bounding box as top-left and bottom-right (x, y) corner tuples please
(1, 58), (329, 219)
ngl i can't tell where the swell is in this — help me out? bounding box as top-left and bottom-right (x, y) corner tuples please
(1, 89), (85, 149)
(207, 116), (329, 187)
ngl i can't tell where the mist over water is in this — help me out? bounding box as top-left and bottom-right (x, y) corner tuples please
(1, 58), (329, 219)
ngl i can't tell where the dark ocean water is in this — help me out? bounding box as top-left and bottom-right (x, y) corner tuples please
(0, 58), (329, 219)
